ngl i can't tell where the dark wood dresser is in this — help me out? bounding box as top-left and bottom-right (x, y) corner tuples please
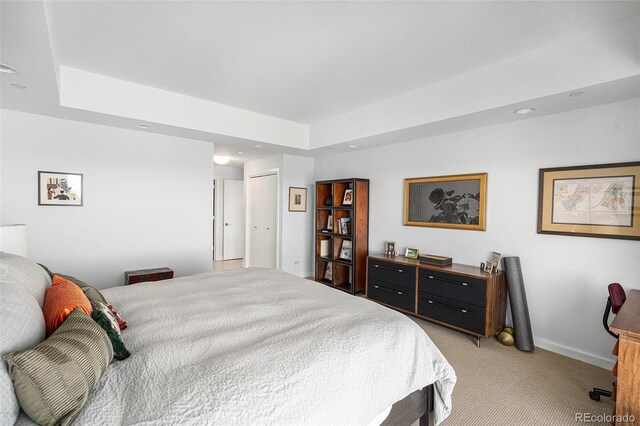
(366, 254), (506, 346)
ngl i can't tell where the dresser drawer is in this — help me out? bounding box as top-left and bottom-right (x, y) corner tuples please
(368, 259), (416, 289)
(368, 280), (415, 312)
(417, 292), (485, 335)
(418, 269), (486, 307)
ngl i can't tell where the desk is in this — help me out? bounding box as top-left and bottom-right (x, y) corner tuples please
(610, 289), (640, 425)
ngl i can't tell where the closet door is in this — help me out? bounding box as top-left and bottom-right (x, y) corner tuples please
(261, 174), (278, 268)
(249, 176), (264, 267)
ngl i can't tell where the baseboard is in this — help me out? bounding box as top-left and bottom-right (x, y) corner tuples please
(535, 337), (615, 370)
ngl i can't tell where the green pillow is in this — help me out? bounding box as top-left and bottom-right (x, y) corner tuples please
(3, 309), (113, 426)
(91, 301), (131, 360)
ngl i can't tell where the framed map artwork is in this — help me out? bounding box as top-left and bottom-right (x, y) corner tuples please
(538, 162), (640, 240)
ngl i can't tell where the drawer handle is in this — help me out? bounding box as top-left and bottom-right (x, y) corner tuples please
(374, 264), (404, 273)
(426, 299), (471, 314)
(374, 285), (403, 296)
(426, 275), (470, 287)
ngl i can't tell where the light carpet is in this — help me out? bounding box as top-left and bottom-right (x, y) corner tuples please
(408, 316), (615, 426)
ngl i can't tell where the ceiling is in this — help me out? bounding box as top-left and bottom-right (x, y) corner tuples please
(1, 1), (639, 166)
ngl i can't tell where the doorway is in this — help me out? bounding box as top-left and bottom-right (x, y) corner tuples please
(247, 172), (279, 268)
(222, 179), (244, 260)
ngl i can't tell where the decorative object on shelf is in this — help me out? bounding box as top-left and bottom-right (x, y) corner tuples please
(342, 188), (353, 205)
(38, 171), (83, 206)
(288, 187), (307, 212)
(326, 215), (333, 231)
(419, 254), (452, 266)
(339, 217), (351, 235)
(484, 251), (502, 274)
(503, 257), (534, 352)
(384, 241), (396, 256)
(404, 173), (487, 231)
(320, 239), (330, 257)
(538, 162), (640, 240)
(496, 327), (515, 346)
(405, 248), (419, 259)
(324, 262), (333, 280)
(324, 196), (333, 206)
(339, 240), (352, 260)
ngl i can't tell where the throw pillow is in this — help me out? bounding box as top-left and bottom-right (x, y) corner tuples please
(38, 264), (108, 305)
(91, 301), (131, 361)
(3, 308), (113, 426)
(107, 304), (127, 330)
(43, 276), (92, 336)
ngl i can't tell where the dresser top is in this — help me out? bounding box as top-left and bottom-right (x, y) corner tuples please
(610, 289), (640, 340)
(368, 253), (498, 279)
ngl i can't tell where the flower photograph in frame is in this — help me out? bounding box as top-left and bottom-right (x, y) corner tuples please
(38, 171), (83, 206)
(405, 248), (419, 259)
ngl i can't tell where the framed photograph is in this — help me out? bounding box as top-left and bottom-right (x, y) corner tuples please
(484, 251), (502, 273)
(538, 162), (640, 240)
(339, 217), (351, 235)
(324, 262), (333, 280)
(404, 173), (487, 231)
(327, 215), (333, 231)
(288, 187), (307, 212)
(339, 240), (352, 260)
(38, 171), (83, 206)
(405, 248), (419, 259)
(384, 241), (396, 256)
(342, 188), (353, 205)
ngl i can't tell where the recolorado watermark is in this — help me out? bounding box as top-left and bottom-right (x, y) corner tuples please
(575, 412), (635, 423)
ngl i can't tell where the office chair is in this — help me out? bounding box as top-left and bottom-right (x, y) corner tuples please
(589, 283), (626, 402)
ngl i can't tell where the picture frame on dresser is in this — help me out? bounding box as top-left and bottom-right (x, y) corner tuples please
(537, 162), (640, 240)
(404, 173), (487, 231)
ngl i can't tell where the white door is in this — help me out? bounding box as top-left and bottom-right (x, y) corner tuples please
(248, 174), (278, 268)
(223, 179), (244, 260)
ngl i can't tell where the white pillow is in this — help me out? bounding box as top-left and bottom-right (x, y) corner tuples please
(0, 252), (51, 307)
(0, 253), (50, 424)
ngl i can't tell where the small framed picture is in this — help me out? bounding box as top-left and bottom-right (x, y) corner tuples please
(324, 262), (333, 280)
(384, 241), (396, 256)
(288, 187), (307, 212)
(339, 217), (351, 235)
(405, 248), (419, 259)
(484, 251), (502, 273)
(339, 240), (352, 260)
(38, 171), (83, 206)
(342, 188), (353, 205)
(327, 215), (333, 231)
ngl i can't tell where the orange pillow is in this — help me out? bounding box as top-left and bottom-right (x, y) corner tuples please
(43, 275), (93, 336)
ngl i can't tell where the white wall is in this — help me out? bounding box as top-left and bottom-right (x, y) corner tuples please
(244, 154), (314, 276)
(213, 165), (244, 260)
(315, 98), (640, 368)
(1, 109), (214, 288)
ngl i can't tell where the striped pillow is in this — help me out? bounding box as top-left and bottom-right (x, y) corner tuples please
(2, 308), (113, 426)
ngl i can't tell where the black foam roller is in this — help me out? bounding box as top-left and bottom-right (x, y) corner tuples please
(503, 256), (535, 352)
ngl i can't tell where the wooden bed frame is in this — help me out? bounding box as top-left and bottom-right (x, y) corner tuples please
(382, 384), (434, 426)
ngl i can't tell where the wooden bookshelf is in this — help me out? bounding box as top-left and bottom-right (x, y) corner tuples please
(314, 178), (369, 294)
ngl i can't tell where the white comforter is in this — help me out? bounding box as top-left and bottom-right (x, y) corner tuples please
(19, 268), (456, 425)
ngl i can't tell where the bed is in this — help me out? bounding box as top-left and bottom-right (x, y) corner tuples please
(2, 255), (456, 425)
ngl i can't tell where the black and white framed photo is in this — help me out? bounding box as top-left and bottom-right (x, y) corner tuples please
(384, 241), (396, 256)
(288, 187), (307, 212)
(339, 240), (352, 260)
(38, 171), (83, 206)
(339, 217), (351, 235)
(327, 215), (333, 231)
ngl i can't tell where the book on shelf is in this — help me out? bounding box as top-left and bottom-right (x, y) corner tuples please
(339, 240), (352, 261)
(320, 239), (330, 257)
(324, 262), (333, 280)
(339, 217), (351, 235)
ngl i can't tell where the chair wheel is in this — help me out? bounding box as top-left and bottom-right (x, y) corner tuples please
(589, 391), (600, 401)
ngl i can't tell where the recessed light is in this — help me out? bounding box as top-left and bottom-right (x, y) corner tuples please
(137, 124), (150, 129)
(0, 64), (18, 74)
(348, 144), (358, 148)
(514, 107), (536, 115)
(214, 156), (230, 165)
(254, 145), (262, 148)
(10, 83), (27, 90)
(569, 91), (585, 97)
(236, 151), (244, 155)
